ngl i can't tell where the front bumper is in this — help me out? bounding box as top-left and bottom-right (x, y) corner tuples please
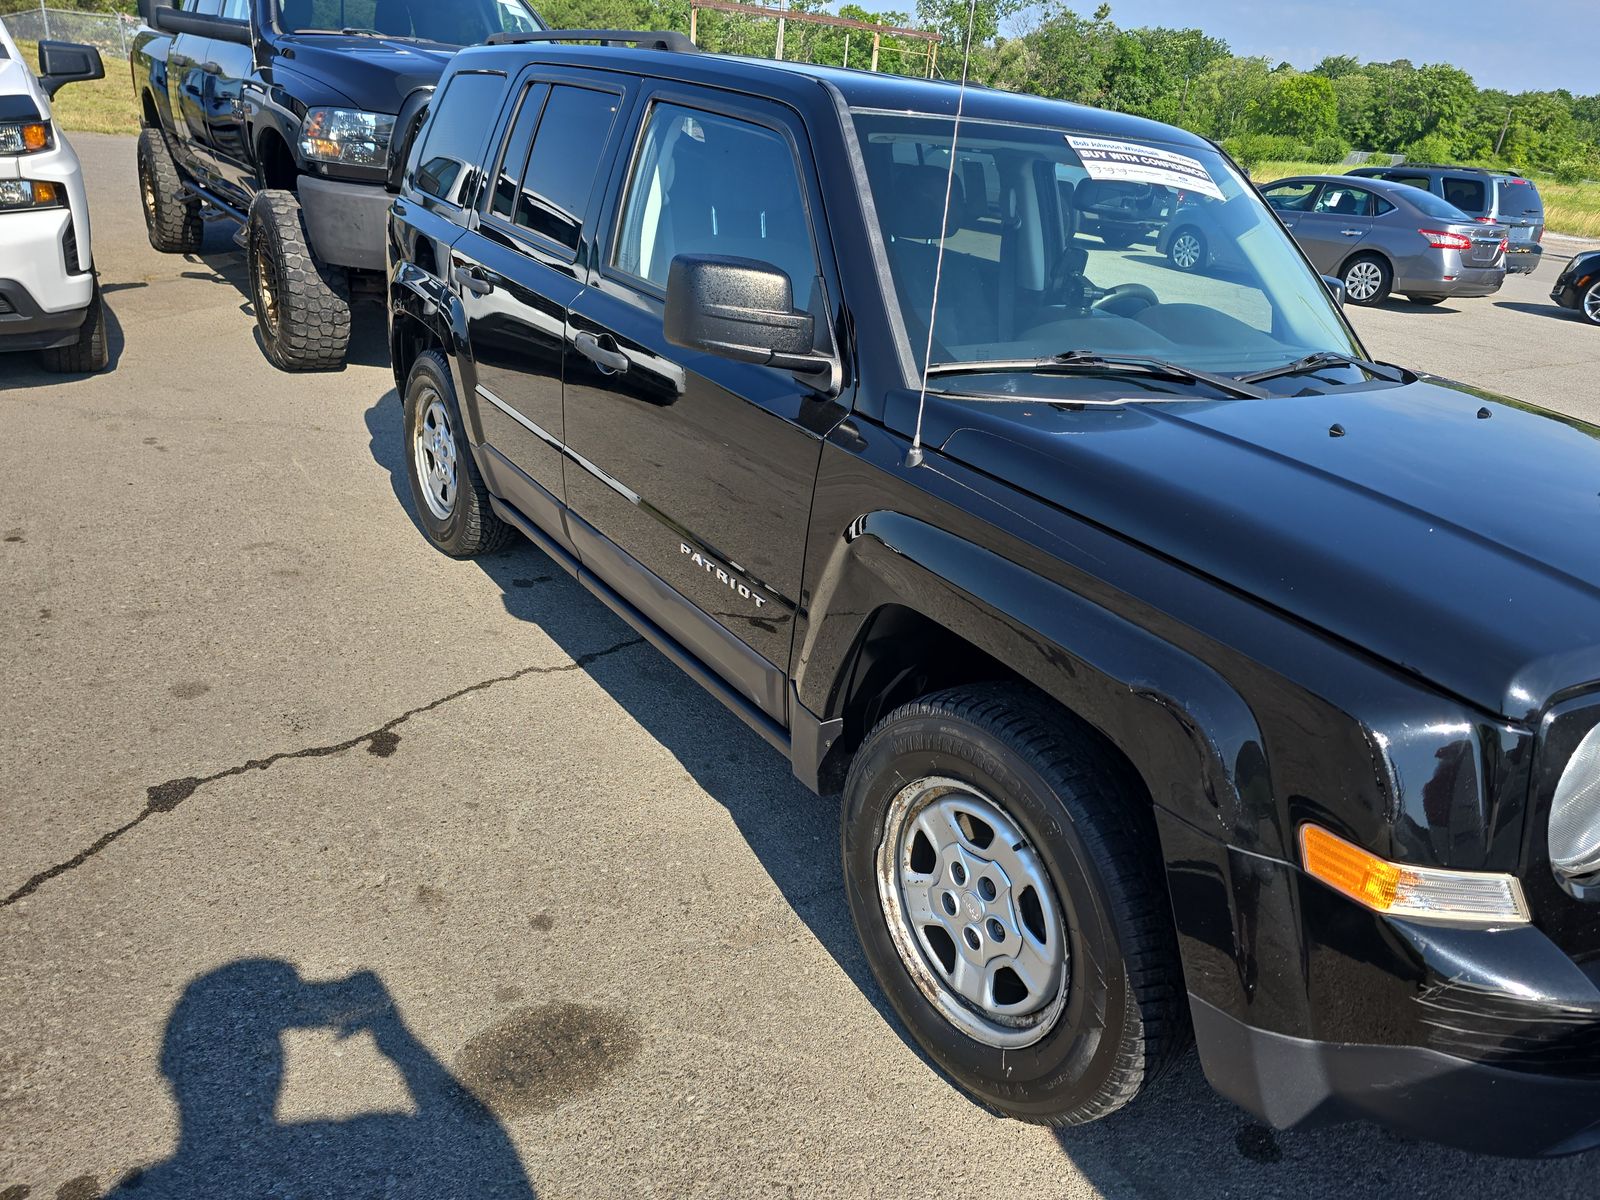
(1159, 810), (1600, 1156)
(0, 277), (91, 351)
(297, 176), (393, 273)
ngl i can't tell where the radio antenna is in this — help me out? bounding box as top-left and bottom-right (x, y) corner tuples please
(904, 0), (981, 469)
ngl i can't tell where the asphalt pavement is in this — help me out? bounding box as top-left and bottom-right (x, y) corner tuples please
(2, 133), (1597, 1199)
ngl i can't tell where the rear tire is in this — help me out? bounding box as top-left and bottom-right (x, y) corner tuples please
(841, 683), (1188, 1126)
(1099, 224), (1140, 249)
(136, 128), (203, 254)
(1166, 226), (1206, 272)
(403, 350), (514, 558)
(39, 282), (109, 374)
(1342, 253), (1391, 305)
(247, 189), (351, 372)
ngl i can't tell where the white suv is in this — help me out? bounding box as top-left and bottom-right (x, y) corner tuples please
(0, 19), (107, 373)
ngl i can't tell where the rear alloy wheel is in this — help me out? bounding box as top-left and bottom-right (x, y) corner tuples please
(1167, 227), (1206, 272)
(1342, 254), (1391, 305)
(1582, 280), (1600, 327)
(842, 684), (1188, 1126)
(247, 189), (351, 371)
(402, 350), (513, 558)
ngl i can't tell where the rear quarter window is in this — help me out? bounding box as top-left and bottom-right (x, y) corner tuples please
(1441, 176), (1487, 214)
(1497, 179), (1544, 214)
(412, 70), (509, 206)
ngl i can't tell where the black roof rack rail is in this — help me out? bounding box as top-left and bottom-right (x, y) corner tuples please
(484, 28), (700, 52)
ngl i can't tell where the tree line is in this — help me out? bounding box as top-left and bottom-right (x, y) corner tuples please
(21, 0), (1597, 179)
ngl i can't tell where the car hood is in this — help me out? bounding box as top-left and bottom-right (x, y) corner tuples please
(902, 377), (1600, 721)
(0, 52), (47, 119)
(274, 35), (453, 113)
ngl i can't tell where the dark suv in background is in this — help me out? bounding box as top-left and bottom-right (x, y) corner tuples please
(1348, 163), (1545, 274)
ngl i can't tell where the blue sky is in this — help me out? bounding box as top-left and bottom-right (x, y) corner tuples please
(1057, 0), (1591, 94)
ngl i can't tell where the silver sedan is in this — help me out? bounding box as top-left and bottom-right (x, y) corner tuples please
(1162, 174), (1508, 306)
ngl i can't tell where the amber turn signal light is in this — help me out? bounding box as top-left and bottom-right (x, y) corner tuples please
(1299, 823), (1529, 927)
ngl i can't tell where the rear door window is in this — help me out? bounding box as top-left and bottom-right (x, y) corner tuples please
(413, 70), (509, 206)
(1496, 178), (1543, 216)
(1313, 185), (1373, 217)
(505, 83), (622, 252)
(1442, 176), (1487, 214)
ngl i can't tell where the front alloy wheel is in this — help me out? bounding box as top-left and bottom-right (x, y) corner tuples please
(878, 777), (1069, 1048)
(1583, 280), (1600, 326)
(1168, 229), (1204, 272)
(1343, 255), (1390, 305)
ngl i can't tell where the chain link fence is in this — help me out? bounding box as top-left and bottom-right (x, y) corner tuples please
(3, 6), (138, 57)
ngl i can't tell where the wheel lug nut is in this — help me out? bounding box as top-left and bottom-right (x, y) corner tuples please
(987, 918), (1006, 942)
(963, 926), (981, 951)
(951, 862), (967, 886)
(941, 892), (957, 916)
(977, 876), (996, 901)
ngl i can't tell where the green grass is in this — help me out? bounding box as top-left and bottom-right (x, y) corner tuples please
(1255, 159), (1600, 240)
(20, 40), (140, 135)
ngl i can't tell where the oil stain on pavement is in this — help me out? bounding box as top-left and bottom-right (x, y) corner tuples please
(456, 1003), (644, 1120)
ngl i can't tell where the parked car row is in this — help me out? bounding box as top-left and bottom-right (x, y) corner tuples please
(8, 9), (1600, 1164)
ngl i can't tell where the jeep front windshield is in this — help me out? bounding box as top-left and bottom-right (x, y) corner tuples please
(853, 113), (1364, 395)
(277, 0), (543, 43)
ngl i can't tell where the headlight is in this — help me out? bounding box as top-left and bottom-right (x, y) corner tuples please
(299, 108), (394, 168)
(1549, 723), (1600, 881)
(0, 121), (53, 155)
(0, 180), (64, 210)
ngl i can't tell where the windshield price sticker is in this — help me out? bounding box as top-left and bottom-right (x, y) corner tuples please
(1066, 135), (1224, 201)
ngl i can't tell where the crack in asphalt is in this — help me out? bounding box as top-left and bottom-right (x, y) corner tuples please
(3, 637), (644, 908)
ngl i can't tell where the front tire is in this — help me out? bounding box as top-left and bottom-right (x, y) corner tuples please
(39, 282), (109, 374)
(247, 189), (351, 372)
(1342, 253), (1392, 305)
(1098, 224), (1139, 249)
(136, 128), (203, 254)
(841, 684), (1187, 1125)
(402, 350), (513, 558)
(1582, 279), (1600, 327)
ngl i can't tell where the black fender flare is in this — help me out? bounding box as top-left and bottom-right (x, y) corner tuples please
(794, 510), (1274, 852)
(388, 260), (470, 404)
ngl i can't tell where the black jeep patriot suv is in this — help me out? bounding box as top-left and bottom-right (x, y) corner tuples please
(387, 33), (1600, 1156)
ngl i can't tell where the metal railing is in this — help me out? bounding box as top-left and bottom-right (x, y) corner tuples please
(3, 5), (137, 57)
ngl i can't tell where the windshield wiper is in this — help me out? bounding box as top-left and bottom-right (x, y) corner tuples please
(291, 27), (427, 41)
(1238, 351), (1404, 385)
(926, 350), (1267, 400)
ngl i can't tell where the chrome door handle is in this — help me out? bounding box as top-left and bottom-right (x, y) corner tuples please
(574, 331), (629, 375)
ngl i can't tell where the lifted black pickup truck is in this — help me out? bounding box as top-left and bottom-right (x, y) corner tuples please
(388, 33), (1600, 1156)
(130, 0), (544, 369)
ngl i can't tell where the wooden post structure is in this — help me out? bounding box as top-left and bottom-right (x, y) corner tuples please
(683, 0), (938, 74)
(689, 4), (698, 42)
(870, 31), (880, 72)
(927, 39), (937, 77)
(774, 0), (785, 60)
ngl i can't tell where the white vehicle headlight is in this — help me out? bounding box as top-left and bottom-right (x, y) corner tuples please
(0, 121), (52, 155)
(299, 108), (395, 168)
(0, 180), (64, 210)
(1549, 724), (1600, 881)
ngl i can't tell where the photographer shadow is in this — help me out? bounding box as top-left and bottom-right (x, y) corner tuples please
(106, 959), (536, 1199)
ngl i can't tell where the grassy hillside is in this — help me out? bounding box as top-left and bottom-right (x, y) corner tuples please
(21, 41), (139, 134)
(1257, 160), (1600, 239)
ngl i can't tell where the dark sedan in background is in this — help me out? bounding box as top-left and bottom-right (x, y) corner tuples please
(1552, 249), (1600, 326)
(1259, 175), (1507, 305)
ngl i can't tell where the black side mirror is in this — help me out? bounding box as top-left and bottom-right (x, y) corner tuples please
(141, 0), (252, 44)
(37, 41), (104, 98)
(664, 255), (835, 382)
(1321, 274), (1346, 308)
